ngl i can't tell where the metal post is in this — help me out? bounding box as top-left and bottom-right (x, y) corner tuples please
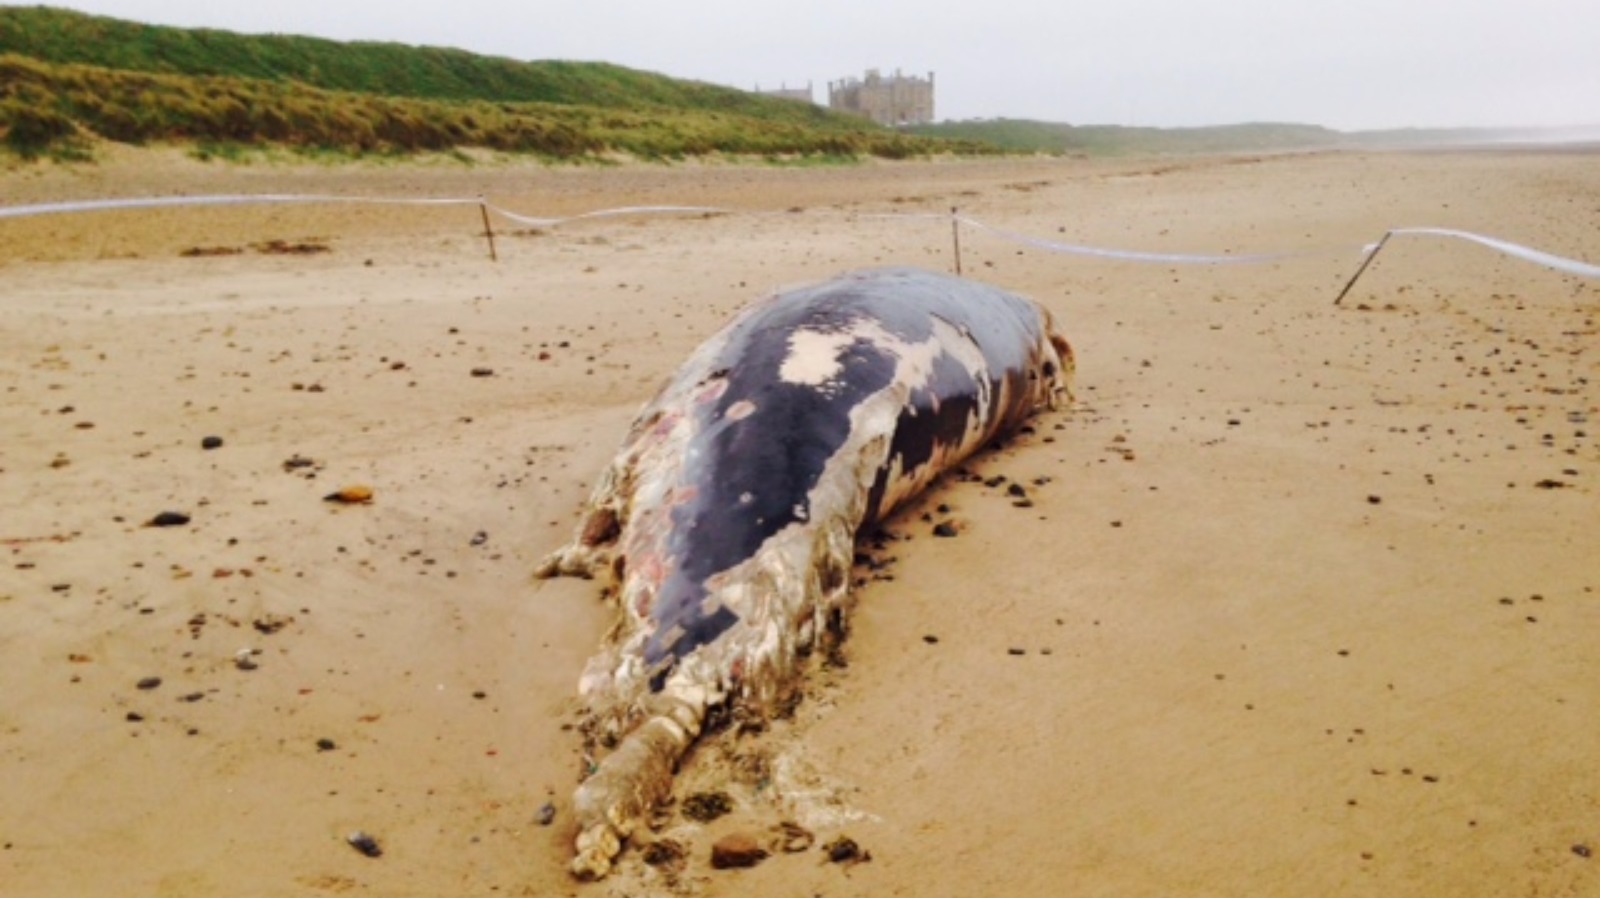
(1334, 231), (1392, 305)
(479, 200), (498, 262)
(951, 206), (962, 276)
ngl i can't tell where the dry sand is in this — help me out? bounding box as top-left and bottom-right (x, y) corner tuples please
(1, 147), (1596, 897)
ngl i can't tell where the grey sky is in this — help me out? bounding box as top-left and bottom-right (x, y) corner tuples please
(44, 1), (1600, 130)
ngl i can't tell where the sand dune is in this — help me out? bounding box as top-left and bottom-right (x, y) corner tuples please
(1, 147), (1595, 897)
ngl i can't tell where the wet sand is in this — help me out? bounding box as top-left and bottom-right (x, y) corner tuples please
(1, 147), (1596, 897)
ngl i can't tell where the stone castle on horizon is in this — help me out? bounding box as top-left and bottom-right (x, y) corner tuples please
(754, 68), (935, 127)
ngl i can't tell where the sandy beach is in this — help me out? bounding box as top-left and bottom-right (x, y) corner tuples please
(1, 147), (1595, 897)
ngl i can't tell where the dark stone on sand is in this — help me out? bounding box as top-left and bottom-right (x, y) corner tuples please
(536, 802), (556, 826)
(710, 833), (767, 869)
(201, 436), (223, 450)
(824, 835), (864, 864)
(932, 521), (958, 538)
(146, 511), (191, 527)
(642, 839), (685, 867)
(470, 367), (495, 377)
(681, 791), (733, 822)
(316, 738), (337, 752)
(136, 676), (162, 690)
(346, 830), (382, 858)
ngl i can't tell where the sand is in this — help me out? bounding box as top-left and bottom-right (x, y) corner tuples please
(1, 146), (1596, 897)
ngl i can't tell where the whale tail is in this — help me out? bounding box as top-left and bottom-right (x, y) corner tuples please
(570, 691), (709, 879)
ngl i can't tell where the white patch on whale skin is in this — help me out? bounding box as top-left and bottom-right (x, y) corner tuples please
(778, 328), (854, 385)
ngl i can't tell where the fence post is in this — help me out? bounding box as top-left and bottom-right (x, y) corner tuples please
(479, 200), (498, 262)
(1334, 231), (1392, 305)
(951, 206), (962, 276)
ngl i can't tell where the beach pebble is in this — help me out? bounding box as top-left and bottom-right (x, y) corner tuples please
(201, 436), (223, 450)
(681, 790), (732, 822)
(932, 521), (958, 538)
(710, 833), (767, 869)
(824, 835), (866, 864)
(346, 830), (382, 858)
(136, 676), (162, 690)
(536, 802), (556, 826)
(323, 485), (374, 504)
(641, 839), (685, 868)
(145, 511), (191, 527)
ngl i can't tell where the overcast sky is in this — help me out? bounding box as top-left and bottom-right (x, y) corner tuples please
(44, 1), (1600, 130)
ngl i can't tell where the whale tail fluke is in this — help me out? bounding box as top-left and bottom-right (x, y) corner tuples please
(570, 691), (708, 879)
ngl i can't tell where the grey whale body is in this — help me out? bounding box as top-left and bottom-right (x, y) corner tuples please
(538, 266), (1074, 878)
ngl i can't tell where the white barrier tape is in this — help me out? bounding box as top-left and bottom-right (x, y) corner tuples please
(0, 194), (482, 219)
(486, 203), (738, 229)
(1388, 227), (1600, 279)
(2, 192), (1597, 280)
(955, 215), (1314, 265)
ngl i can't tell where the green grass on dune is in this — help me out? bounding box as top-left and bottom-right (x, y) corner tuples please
(0, 6), (995, 162)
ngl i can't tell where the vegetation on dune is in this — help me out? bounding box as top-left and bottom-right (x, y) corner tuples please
(0, 5), (842, 122)
(0, 7), (994, 162)
(0, 53), (986, 162)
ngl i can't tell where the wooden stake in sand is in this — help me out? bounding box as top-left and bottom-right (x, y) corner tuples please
(479, 200), (498, 262)
(1334, 231), (1392, 305)
(951, 206), (963, 276)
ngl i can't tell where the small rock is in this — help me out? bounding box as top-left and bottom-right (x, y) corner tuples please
(252, 614), (292, 635)
(470, 367), (495, 378)
(346, 830), (382, 858)
(776, 821), (814, 853)
(536, 802), (556, 826)
(201, 436), (224, 450)
(681, 790), (733, 822)
(824, 835), (866, 864)
(710, 833), (768, 870)
(1574, 844), (1592, 858)
(323, 485), (374, 504)
(641, 839), (685, 868)
(136, 676), (162, 690)
(316, 738), (337, 752)
(145, 511), (191, 528)
(932, 521), (958, 538)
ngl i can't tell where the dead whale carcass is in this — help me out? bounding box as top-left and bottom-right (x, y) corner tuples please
(537, 267), (1074, 878)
